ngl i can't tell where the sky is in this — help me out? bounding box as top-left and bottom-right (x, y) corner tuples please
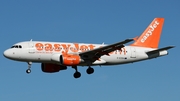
(0, 0), (180, 101)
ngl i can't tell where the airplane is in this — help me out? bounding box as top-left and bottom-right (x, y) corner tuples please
(3, 18), (174, 78)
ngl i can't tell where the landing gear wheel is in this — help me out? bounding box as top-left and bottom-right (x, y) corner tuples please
(86, 67), (94, 74)
(72, 66), (81, 78)
(26, 62), (32, 74)
(73, 72), (81, 78)
(26, 69), (31, 74)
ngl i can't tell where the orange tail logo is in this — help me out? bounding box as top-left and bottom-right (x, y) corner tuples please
(131, 18), (164, 48)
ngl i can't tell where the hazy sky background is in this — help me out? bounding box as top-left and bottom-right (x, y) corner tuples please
(0, 0), (179, 101)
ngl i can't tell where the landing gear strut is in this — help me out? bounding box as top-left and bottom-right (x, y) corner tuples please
(72, 65), (95, 78)
(72, 66), (81, 78)
(26, 62), (32, 74)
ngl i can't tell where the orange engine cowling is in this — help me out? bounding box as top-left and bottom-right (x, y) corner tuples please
(41, 63), (67, 73)
(60, 54), (81, 66)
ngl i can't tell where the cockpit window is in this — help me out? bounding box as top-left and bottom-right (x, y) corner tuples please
(11, 45), (22, 48)
(15, 46), (18, 48)
(11, 46), (15, 48)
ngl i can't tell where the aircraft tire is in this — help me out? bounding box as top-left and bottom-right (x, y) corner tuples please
(26, 69), (31, 74)
(86, 67), (94, 74)
(73, 72), (81, 78)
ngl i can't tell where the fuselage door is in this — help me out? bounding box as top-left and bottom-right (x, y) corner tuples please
(130, 47), (136, 58)
(29, 42), (35, 53)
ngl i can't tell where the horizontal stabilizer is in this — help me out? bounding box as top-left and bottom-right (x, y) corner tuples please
(146, 46), (175, 54)
(146, 46), (174, 59)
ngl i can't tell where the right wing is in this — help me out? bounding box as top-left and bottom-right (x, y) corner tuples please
(79, 39), (133, 64)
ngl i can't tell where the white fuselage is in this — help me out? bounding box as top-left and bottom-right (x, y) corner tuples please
(3, 41), (167, 66)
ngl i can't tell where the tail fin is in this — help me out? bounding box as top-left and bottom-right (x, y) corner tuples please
(131, 18), (164, 48)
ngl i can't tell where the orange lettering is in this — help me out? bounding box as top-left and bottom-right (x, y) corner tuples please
(88, 44), (95, 50)
(35, 43), (43, 51)
(123, 47), (126, 55)
(54, 44), (61, 52)
(80, 45), (88, 52)
(45, 43), (53, 51)
(119, 49), (122, 54)
(61, 44), (71, 54)
(70, 43), (79, 52)
(119, 48), (126, 55)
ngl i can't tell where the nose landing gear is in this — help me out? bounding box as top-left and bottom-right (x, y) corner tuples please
(26, 69), (31, 73)
(26, 62), (32, 74)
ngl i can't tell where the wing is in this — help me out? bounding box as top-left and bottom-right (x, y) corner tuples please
(79, 39), (133, 64)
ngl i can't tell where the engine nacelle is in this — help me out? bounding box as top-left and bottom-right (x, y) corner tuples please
(60, 54), (82, 66)
(41, 63), (67, 73)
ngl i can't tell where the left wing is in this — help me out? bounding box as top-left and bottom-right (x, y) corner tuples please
(79, 39), (133, 64)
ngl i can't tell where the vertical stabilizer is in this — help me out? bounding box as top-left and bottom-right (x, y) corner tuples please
(131, 18), (164, 48)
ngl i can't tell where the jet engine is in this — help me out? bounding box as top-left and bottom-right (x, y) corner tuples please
(60, 54), (82, 66)
(41, 63), (67, 73)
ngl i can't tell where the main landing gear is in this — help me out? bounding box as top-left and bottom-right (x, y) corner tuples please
(26, 62), (32, 74)
(72, 66), (81, 78)
(24, 61), (95, 78)
(86, 66), (94, 74)
(72, 66), (94, 78)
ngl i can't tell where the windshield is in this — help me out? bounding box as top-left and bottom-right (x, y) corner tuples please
(11, 45), (22, 48)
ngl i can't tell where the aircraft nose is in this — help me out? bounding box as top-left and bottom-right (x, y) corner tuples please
(3, 50), (10, 58)
(3, 49), (12, 58)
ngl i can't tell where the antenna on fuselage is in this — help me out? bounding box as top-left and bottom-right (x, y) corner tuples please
(30, 39), (33, 42)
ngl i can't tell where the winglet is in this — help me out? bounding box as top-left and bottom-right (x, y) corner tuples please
(131, 18), (164, 48)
